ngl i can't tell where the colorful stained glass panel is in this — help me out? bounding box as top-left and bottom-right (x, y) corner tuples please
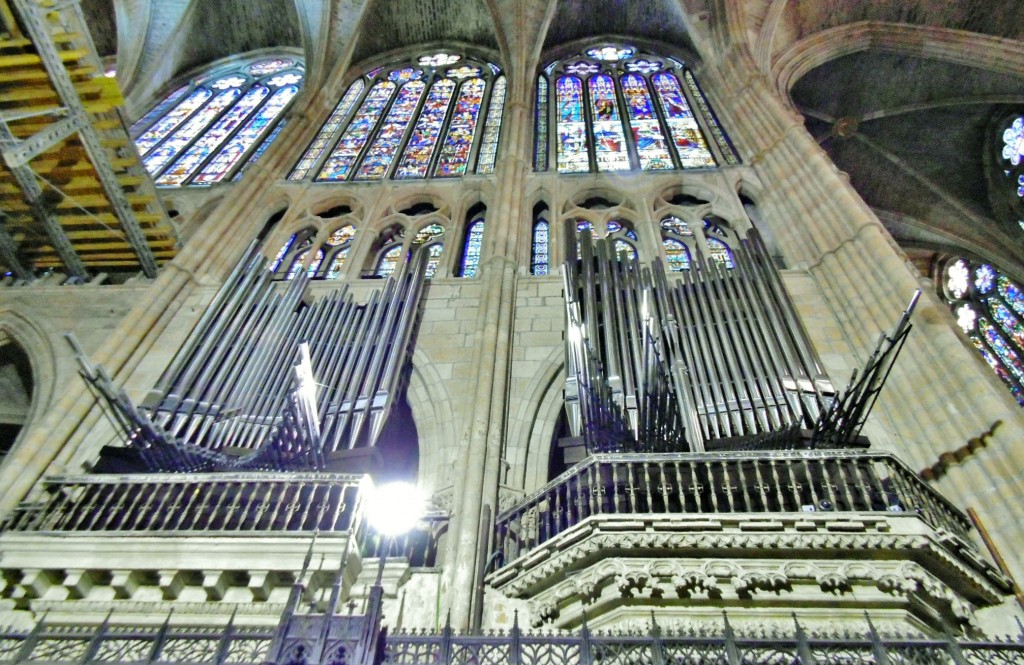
(131, 85), (188, 134)
(475, 76), (506, 174)
(586, 45), (634, 61)
(998, 276), (1024, 318)
(972, 337), (1024, 405)
(434, 78), (486, 177)
(144, 88), (241, 177)
(424, 243), (443, 278)
(134, 88), (212, 156)
(290, 79), (364, 180)
(556, 76), (589, 173)
(413, 224), (445, 244)
(588, 74), (630, 172)
(233, 118), (286, 181)
(975, 264), (997, 294)
(621, 74), (672, 170)
(614, 240), (636, 261)
(664, 238), (690, 271)
(661, 216), (693, 236)
(706, 237), (734, 269)
(249, 59), (293, 75)
(375, 245), (403, 277)
(156, 86), (269, 186)
(271, 234), (296, 272)
(326, 248), (349, 279)
(326, 225), (356, 246)
(193, 85), (299, 184)
(355, 80), (426, 179)
(316, 81), (396, 181)
(394, 79), (456, 178)
(1003, 117), (1024, 166)
(979, 317), (1024, 383)
(991, 300), (1024, 348)
(947, 259), (969, 299)
(652, 72), (715, 169)
(684, 71), (738, 165)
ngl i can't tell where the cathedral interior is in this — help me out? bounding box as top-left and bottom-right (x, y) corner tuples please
(1, 0), (1024, 662)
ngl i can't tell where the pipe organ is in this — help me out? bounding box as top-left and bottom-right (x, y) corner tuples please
(75, 245), (427, 472)
(563, 222), (916, 454)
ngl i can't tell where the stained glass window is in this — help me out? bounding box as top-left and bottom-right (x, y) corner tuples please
(531, 219), (549, 276)
(536, 44), (735, 173)
(292, 53), (505, 182)
(375, 245), (403, 278)
(424, 243), (444, 279)
(663, 238), (691, 271)
(132, 55), (303, 187)
(941, 257), (1024, 406)
(706, 238), (734, 269)
(460, 219), (484, 277)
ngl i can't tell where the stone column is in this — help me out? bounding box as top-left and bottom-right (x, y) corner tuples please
(699, 17), (1024, 581)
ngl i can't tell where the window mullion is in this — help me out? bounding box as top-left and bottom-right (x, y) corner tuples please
(384, 75), (435, 180)
(144, 87), (228, 178)
(190, 85), (280, 185)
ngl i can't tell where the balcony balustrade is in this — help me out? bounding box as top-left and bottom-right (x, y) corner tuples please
(493, 451), (974, 568)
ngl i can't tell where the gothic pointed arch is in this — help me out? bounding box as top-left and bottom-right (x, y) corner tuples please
(535, 41), (738, 173)
(290, 49), (507, 182)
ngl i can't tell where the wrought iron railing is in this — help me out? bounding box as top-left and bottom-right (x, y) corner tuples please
(2, 614), (1017, 665)
(2, 473), (366, 533)
(0, 619), (276, 665)
(384, 617), (1024, 665)
(494, 451), (974, 567)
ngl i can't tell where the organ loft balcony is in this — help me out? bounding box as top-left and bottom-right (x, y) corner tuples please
(486, 451), (1014, 634)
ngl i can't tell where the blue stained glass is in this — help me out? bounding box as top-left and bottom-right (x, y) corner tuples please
(131, 85), (188, 134)
(271, 234), (296, 271)
(990, 299), (1024, 348)
(1003, 117), (1024, 166)
(356, 80), (426, 179)
(435, 78), (486, 177)
(588, 74), (630, 172)
(287, 248), (321, 280)
(652, 72), (716, 169)
(556, 76), (590, 173)
(566, 61), (599, 76)
(534, 77), (549, 171)
(614, 240), (636, 261)
(576, 220), (595, 236)
(135, 88), (212, 155)
(375, 245), (403, 277)
(606, 220), (622, 233)
(979, 317), (1024, 384)
(475, 75), (506, 174)
(326, 248), (349, 279)
(249, 59), (293, 75)
(233, 119), (286, 181)
(395, 79), (456, 179)
(143, 88), (240, 176)
(424, 243), (443, 278)
(625, 59), (661, 74)
(663, 238), (690, 271)
(706, 237), (734, 269)
(316, 81), (396, 181)
(975, 264), (997, 294)
(413, 224), (445, 245)
(461, 220), (484, 277)
(621, 74), (672, 170)
(193, 84), (299, 185)
(157, 85), (270, 186)
(531, 220), (549, 276)
(389, 68), (423, 83)
(998, 276), (1024, 318)
(290, 79), (364, 180)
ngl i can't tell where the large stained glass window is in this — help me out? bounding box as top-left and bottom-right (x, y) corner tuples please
(132, 55), (303, 187)
(536, 44), (737, 174)
(531, 219), (549, 276)
(942, 257), (1024, 406)
(658, 215), (737, 272)
(290, 52), (506, 182)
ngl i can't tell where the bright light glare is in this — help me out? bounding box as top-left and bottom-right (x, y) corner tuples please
(365, 481), (425, 536)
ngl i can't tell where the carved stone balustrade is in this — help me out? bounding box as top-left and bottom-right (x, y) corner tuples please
(487, 452), (1014, 633)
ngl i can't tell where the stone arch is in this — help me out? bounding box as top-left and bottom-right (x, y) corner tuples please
(0, 310), (58, 469)
(505, 346), (566, 492)
(772, 22), (1024, 103)
(406, 349), (457, 494)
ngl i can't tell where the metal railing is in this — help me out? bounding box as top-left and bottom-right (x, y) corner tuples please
(494, 451), (974, 567)
(0, 619), (275, 665)
(384, 616), (1024, 665)
(1, 613), (1018, 665)
(2, 473), (366, 533)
